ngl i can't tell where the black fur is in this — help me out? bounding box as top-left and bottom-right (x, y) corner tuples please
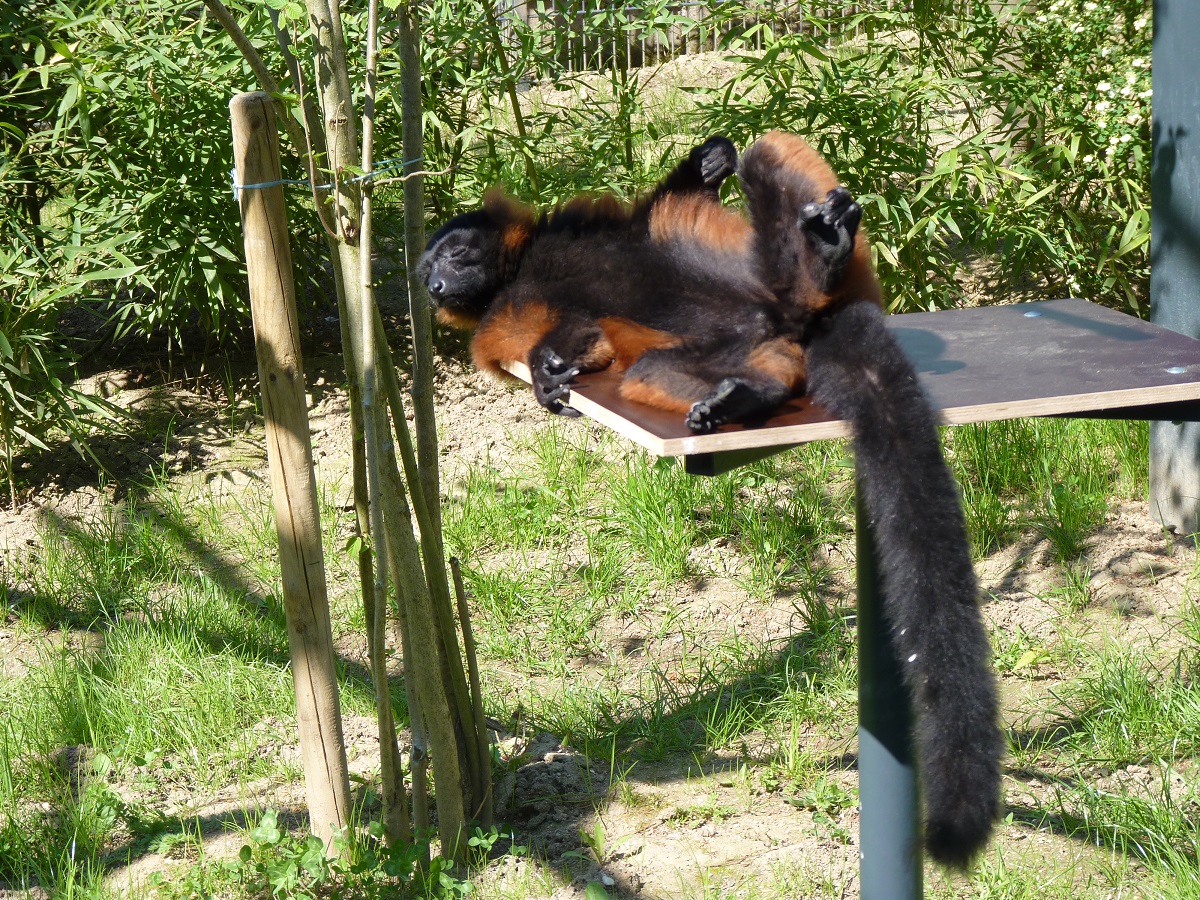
(418, 135), (806, 426)
(420, 135), (1003, 867)
(806, 301), (1002, 868)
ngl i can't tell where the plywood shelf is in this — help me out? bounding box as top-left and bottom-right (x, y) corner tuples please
(503, 299), (1200, 460)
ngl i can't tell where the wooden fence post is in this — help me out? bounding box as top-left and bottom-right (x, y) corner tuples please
(1151, 1), (1200, 534)
(230, 90), (351, 845)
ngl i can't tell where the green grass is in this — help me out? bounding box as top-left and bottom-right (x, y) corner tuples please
(0, 473), (384, 894)
(3, 403), (1191, 899)
(949, 419), (1148, 560)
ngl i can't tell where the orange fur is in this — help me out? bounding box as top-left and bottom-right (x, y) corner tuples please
(618, 377), (695, 414)
(746, 338), (807, 389)
(501, 221), (532, 254)
(482, 189), (537, 276)
(649, 194), (753, 255)
(470, 301), (558, 376)
(753, 131), (842, 196)
(842, 239), (883, 308)
(436, 307), (483, 330)
(597, 317), (684, 371)
(575, 334), (616, 372)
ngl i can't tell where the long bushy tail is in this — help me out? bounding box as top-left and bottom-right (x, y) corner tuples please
(805, 300), (1002, 868)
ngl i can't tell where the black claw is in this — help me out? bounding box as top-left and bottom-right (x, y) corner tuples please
(686, 403), (716, 433)
(539, 382), (570, 403)
(797, 185), (862, 291)
(538, 366), (579, 390)
(532, 347), (582, 412)
(686, 378), (742, 433)
(799, 200), (825, 226)
(537, 347), (573, 379)
(823, 186), (854, 219)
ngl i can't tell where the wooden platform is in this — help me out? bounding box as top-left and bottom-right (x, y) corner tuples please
(503, 299), (1200, 462)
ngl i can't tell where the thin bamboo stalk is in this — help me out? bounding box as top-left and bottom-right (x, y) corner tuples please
(451, 558), (493, 826)
(397, 5), (487, 822)
(358, 0), (408, 846)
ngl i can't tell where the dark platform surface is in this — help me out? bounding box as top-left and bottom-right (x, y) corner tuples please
(504, 299), (1200, 457)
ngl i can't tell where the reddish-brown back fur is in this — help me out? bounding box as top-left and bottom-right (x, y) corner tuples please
(618, 377), (695, 414)
(482, 189), (537, 278)
(752, 131), (842, 196)
(649, 194), (754, 256)
(436, 307), (483, 330)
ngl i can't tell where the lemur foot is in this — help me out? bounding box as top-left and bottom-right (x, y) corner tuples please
(690, 136), (738, 189)
(532, 347), (582, 417)
(687, 377), (754, 434)
(799, 186), (862, 291)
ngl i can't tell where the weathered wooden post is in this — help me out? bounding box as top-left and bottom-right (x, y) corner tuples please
(1151, 1), (1200, 534)
(230, 90), (351, 845)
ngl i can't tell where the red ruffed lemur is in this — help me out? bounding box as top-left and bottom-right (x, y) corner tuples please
(417, 132), (1002, 868)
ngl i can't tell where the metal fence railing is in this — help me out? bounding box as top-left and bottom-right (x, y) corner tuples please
(493, 2), (978, 77)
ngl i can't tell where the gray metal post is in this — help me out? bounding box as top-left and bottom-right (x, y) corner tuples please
(856, 492), (922, 899)
(1150, 0), (1200, 533)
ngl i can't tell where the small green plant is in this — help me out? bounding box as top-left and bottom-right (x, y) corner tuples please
(1051, 645), (1200, 766)
(991, 624), (1052, 676)
(562, 816), (627, 867)
(237, 810), (333, 899)
(234, 810), (433, 899)
(787, 772), (857, 844)
(1053, 563), (1094, 613)
(611, 456), (701, 581)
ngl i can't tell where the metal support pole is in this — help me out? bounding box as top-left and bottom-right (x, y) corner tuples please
(1150, 0), (1200, 533)
(856, 491), (922, 899)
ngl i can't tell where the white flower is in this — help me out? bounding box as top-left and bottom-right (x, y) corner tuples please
(1102, 47), (1112, 56)
(1097, 81), (1112, 92)
(1120, 133), (1132, 142)
(1085, 2), (1097, 9)
(1140, 89), (1153, 99)
(1109, 134), (1121, 144)
(1120, 86), (1133, 98)
(1083, 154), (1095, 163)
(1095, 100), (1110, 112)
(1134, 16), (1148, 29)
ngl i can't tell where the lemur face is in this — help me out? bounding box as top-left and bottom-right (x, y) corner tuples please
(417, 212), (504, 327)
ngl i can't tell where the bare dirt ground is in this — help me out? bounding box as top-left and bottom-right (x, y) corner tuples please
(2, 331), (1197, 898)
